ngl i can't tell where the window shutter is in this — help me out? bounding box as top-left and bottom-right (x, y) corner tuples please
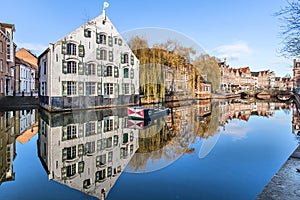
(97, 82), (102, 96)
(62, 81), (67, 96)
(114, 83), (118, 97)
(114, 66), (119, 78)
(97, 64), (102, 76)
(122, 83), (125, 94)
(96, 32), (100, 44)
(85, 64), (89, 75)
(109, 51), (113, 62)
(61, 41), (67, 54)
(131, 84), (135, 94)
(78, 144), (84, 156)
(62, 126), (67, 141)
(118, 39), (122, 46)
(61, 167), (67, 178)
(62, 60), (67, 74)
(130, 55), (134, 65)
(84, 29), (89, 37)
(78, 45), (85, 57)
(130, 69), (134, 79)
(96, 48), (101, 60)
(108, 36), (113, 47)
(62, 148), (67, 161)
(78, 82), (84, 96)
(78, 161), (84, 173)
(120, 53), (124, 64)
(78, 124), (83, 138)
(78, 62), (84, 75)
(97, 120), (102, 134)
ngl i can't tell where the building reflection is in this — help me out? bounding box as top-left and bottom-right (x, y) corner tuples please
(0, 109), (37, 186)
(37, 108), (139, 200)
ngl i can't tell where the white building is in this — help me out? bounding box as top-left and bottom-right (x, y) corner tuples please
(38, 108), (139, 199)
(38, 6), (139, 111)
(15, 57), (35, 95)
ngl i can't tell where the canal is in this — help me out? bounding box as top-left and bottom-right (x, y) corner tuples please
(0, 99), (298, 200)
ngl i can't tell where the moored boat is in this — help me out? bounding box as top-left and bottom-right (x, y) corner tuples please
(128, 107), (170, 120)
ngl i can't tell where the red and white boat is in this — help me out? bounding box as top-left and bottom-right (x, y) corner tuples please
(127, 107), (169, 120)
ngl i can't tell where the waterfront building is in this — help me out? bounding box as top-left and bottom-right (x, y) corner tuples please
(0, 111), (16, 185)
(0, 22), (16, 96)
(16, 48), (38, 93)
(293, 59), (300, 93)
(38, 108), (139, 199)
(38, 7), (139, 111)
(15, 57), (35, 95)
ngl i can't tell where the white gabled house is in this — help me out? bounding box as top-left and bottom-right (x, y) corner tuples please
(38, 6), (139, 111)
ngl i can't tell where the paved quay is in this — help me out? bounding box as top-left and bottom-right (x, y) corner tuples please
(257, 145), (300, 200)
(0, 96), (39, 111)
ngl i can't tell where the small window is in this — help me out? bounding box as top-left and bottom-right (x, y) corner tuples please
(84, 29), (92, 38)
(124, 68), (129, 78)
(67, 43), (76, 55)
(106, 66), (113, 77)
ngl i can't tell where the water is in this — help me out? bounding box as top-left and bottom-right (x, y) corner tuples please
(0, 99), (299, 200)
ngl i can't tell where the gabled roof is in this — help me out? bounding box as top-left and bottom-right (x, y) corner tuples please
(16, 48), (38, 69)
(0, 22), (15, 31)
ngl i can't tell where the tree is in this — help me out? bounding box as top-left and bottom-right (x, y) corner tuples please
(275, 0), (300, 57)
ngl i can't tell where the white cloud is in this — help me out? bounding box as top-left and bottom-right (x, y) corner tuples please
(223, 121), (249, 141)
(211, 41), (253, 61)
(17, 42), (47, 56)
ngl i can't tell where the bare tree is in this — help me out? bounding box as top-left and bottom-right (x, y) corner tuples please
(275, 0), (300, 58)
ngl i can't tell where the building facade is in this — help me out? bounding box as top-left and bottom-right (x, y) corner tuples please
(16, 48), (38, 93)
(38, 10), (139, 111)
(0, 23), (15, 96)
(38, 108), (139, 199)
(293, 59), (300, 93)
(15, 57), (35, 95)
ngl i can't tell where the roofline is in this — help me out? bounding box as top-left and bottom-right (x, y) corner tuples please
(0, 22), (16, 31)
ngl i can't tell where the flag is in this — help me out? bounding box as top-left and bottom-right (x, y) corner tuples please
(104, 2), (109, 9)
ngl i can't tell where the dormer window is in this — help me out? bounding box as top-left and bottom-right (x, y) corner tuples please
(84, 29), (92, 38)
(67, 43), (76, 55)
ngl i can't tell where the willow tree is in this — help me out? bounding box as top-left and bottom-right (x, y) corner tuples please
(129, 36), (197, 102)
(193, 54), (221, 92)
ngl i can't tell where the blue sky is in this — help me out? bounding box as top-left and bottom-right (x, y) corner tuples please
(1, 0), (293, 76)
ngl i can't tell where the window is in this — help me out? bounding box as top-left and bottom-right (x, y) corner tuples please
(104, 83), (114, 95)
(67, 125), (77, 140)
(123, 83), (130, 94)
(64, 146), (76, 160)
(123, 133), (128, 144)
(114, 37), (118, 44)
(84, 29), (91, 38)
(66, 164), (76, 177)
(106, 137), (112, 148)
(67, 43), (76, 55)
(86, 63), (96, 75)
(85, 122), (96, 136)
(43, 62), (47, 75)
(124, 68), (129, 78)
(106, 66), (112, 77)
(97, 139), (106, 151)
(124, 54), (129, 64)
(100, 49), (107, 60)
(86, 82), (96, 96)
(113, 135), (118, 146)
(6, 44), (11, 60)
(0, 79), (3, 93)
(100, 34), (106, 45)
(95, 169), (106, 182)
(104, 118), (113, 132)
(0, 41), (2, 52)
(83, 179), (91, 189)
(67, 61), (77, 74)
(67, 81), (77, 95)
(96, 154), (106, 167)
(85, 141), (95, 154)
(0, 60), (2, 72)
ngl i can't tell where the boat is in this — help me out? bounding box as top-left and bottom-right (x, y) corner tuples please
(256, 92), (271, 100)
(276, 94), (292, 101)
(128, 107), (170, 120)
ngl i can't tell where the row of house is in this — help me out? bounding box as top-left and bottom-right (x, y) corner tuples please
(218, 58), (293, 92)
(0, 22), (39, 97)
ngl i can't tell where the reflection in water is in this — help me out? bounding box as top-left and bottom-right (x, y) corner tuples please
(0, 109), (37, 186)
(127, 99), (294, 173)
(37, 108), (139, 200)
(0, 99), (297, 199)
